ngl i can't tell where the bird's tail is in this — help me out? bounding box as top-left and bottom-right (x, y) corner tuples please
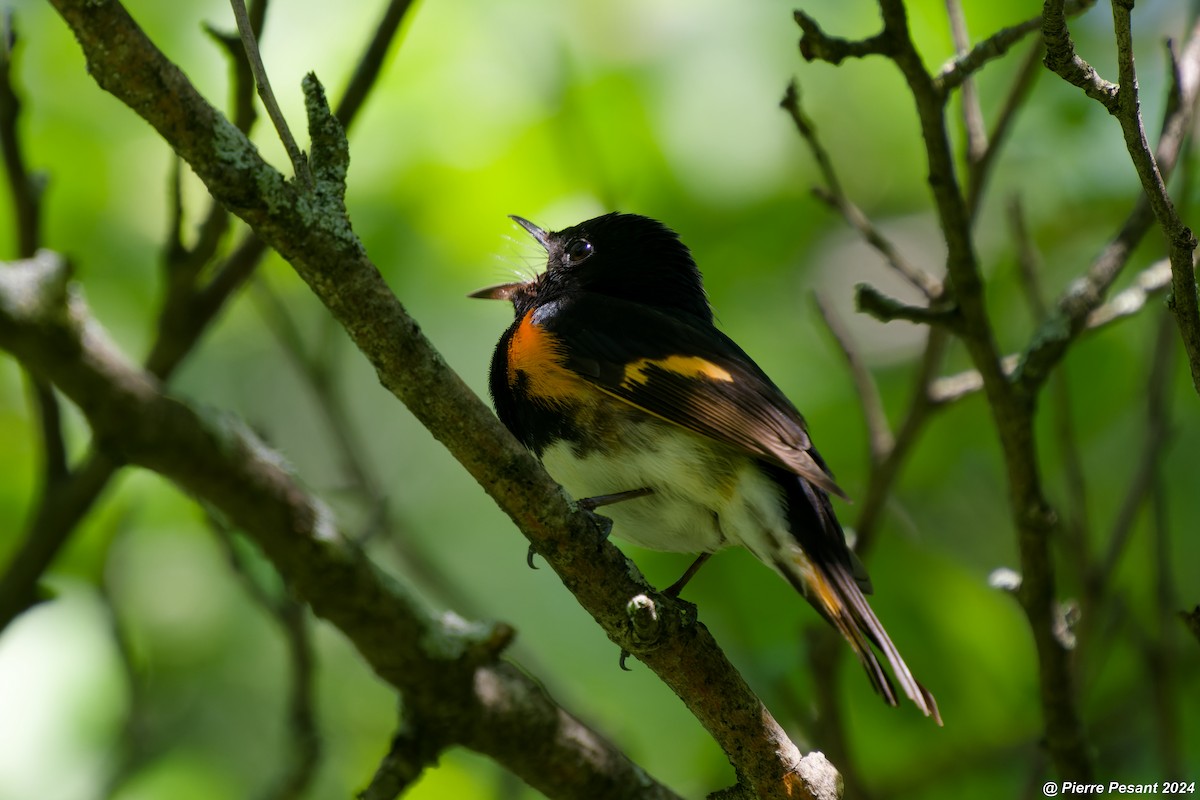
(777, 553), (942, 725)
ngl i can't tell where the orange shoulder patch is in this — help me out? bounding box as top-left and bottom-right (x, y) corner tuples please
(507, 310), (589, 401)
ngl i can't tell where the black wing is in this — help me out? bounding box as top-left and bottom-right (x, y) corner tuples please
(540, 293), (847, 500)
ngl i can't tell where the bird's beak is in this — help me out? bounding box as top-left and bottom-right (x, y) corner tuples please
(469, 215), (552, 300)
(468, 282), (524, 301)
(508, 214), (552, 251)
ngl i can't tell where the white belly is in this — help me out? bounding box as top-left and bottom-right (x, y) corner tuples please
(540, 419), (789, 557)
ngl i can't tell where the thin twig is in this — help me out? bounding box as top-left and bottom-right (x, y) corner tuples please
(782, 81), (942, 299)
(41, 4), (843, 792)
(336, 0), (414, 128)
(1146, 312), (1183, 778)
(1, 12), (66, 485)
(930, 258), (1174, 406)
(1, 250), (688, 800)
(228, 0), (312, 187)
(0, 10), (74, 626)
(934, 0), (1095, 96)
(1041, 2), (1200, 395)
(967, 40), (1044, 222)
(1008, 197), (1091, 572)
(1016, 14), (1200, 395)
(854, 326), (949, 557)
(945, 0), (987, 166)
(0, 11), (42, 255)
(793, 10), (892, 64)
(813, 293), (893, 464)
(1090, 321), (1175, 603)
(211, 517), (321, 800)
(3, 0), (415, 640)
(1042, 0), (1119, 111)
(358, 706), (443, 800)
(249, 276), (481, 613)
(856, 282), (962, 330)
(1109, 4), (1200, 395)
(875, 0), (1092, 777)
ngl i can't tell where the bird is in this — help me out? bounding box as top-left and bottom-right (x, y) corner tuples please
(472, 211), (940, 723)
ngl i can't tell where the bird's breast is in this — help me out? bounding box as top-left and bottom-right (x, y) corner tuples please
(541, 407), (787, 555)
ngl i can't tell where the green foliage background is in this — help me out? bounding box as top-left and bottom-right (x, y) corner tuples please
(1, 0), (1197, 798)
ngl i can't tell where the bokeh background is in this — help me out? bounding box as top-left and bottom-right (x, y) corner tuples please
(1, 0), (1198, 798)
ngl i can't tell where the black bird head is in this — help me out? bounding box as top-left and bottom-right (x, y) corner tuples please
(471, 212), (711, 323)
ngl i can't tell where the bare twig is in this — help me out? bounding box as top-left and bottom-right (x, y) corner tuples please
(856, 282), (962, 330)
(804, 627), (873, 800)
(1, 13), (66, 485)
(1109, 4), (1200, 395)
(854, 327), (949, 557)
(1009, 197), (1091, 568)
(1145, 312), (1183, 778)
(211, 518), (321, 800)
(945, 0), (987, 166)
(929, 257), (1173, 406)
(813, 294), (893, 464)
(358, 706), (442, 800)
(1090, 320), (1176, 604)
(1041, 2), (1200, 395)
(934, 0), (1095, 96)
(0, 11), (42, 255)
(250, 276), (481, 611)
(204, 0), (265, 134)
(228, 0), (311, 187)
(967, 41), (1044, 222)
(1042, 0), (1119, 111)
(1016, 18), (1200, 395)
(782, 81), (942, 299)
(836, 0), (1094, 778)
(793, 10), (892, 64)
(0, 251), (686, 800)
(336, 0), (414, 129)
(0, 11), (73, 627)
(1083, 259), (1176, 328)
(41, 4), (844, 795)
(3, 0), (414, 638)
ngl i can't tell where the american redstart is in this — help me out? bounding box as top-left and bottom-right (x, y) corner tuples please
(473, 212), (940, 723)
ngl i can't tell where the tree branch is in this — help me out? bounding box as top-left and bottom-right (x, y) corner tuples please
(0, 11), (42, 256)
(856, 0), (1094, 779)
(0, 251), (684, 800)
(1040, 4), (1200, 395)
(1108, 3), (1200, 395)
(782, 80), (942, 299)
(933, 0), (1095, 97)
(855, 282), (962, 330)
(793, 10), (892, 64)
(1041, 0), (1119, 111)
(335, 0), (414, 130)
(43, 3), (841, 796)
(2, 0), (414, 635)
(228, 0), (311, 186)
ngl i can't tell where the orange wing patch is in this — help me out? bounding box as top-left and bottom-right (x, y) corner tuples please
(507, 310), (589, 401)
(621, 355), (733, 388)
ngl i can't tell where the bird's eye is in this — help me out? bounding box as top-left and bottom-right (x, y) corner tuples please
(565, 239), (593, 264)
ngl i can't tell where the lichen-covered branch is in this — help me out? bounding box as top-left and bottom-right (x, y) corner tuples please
(799, 0), (1095, 779)
(0, 251), (683, 800)
(1040, 2), (1200, 395)
(2, 0), (410, 636)
(44, 2), (841, 796)
(934, 0), (1095, 97)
